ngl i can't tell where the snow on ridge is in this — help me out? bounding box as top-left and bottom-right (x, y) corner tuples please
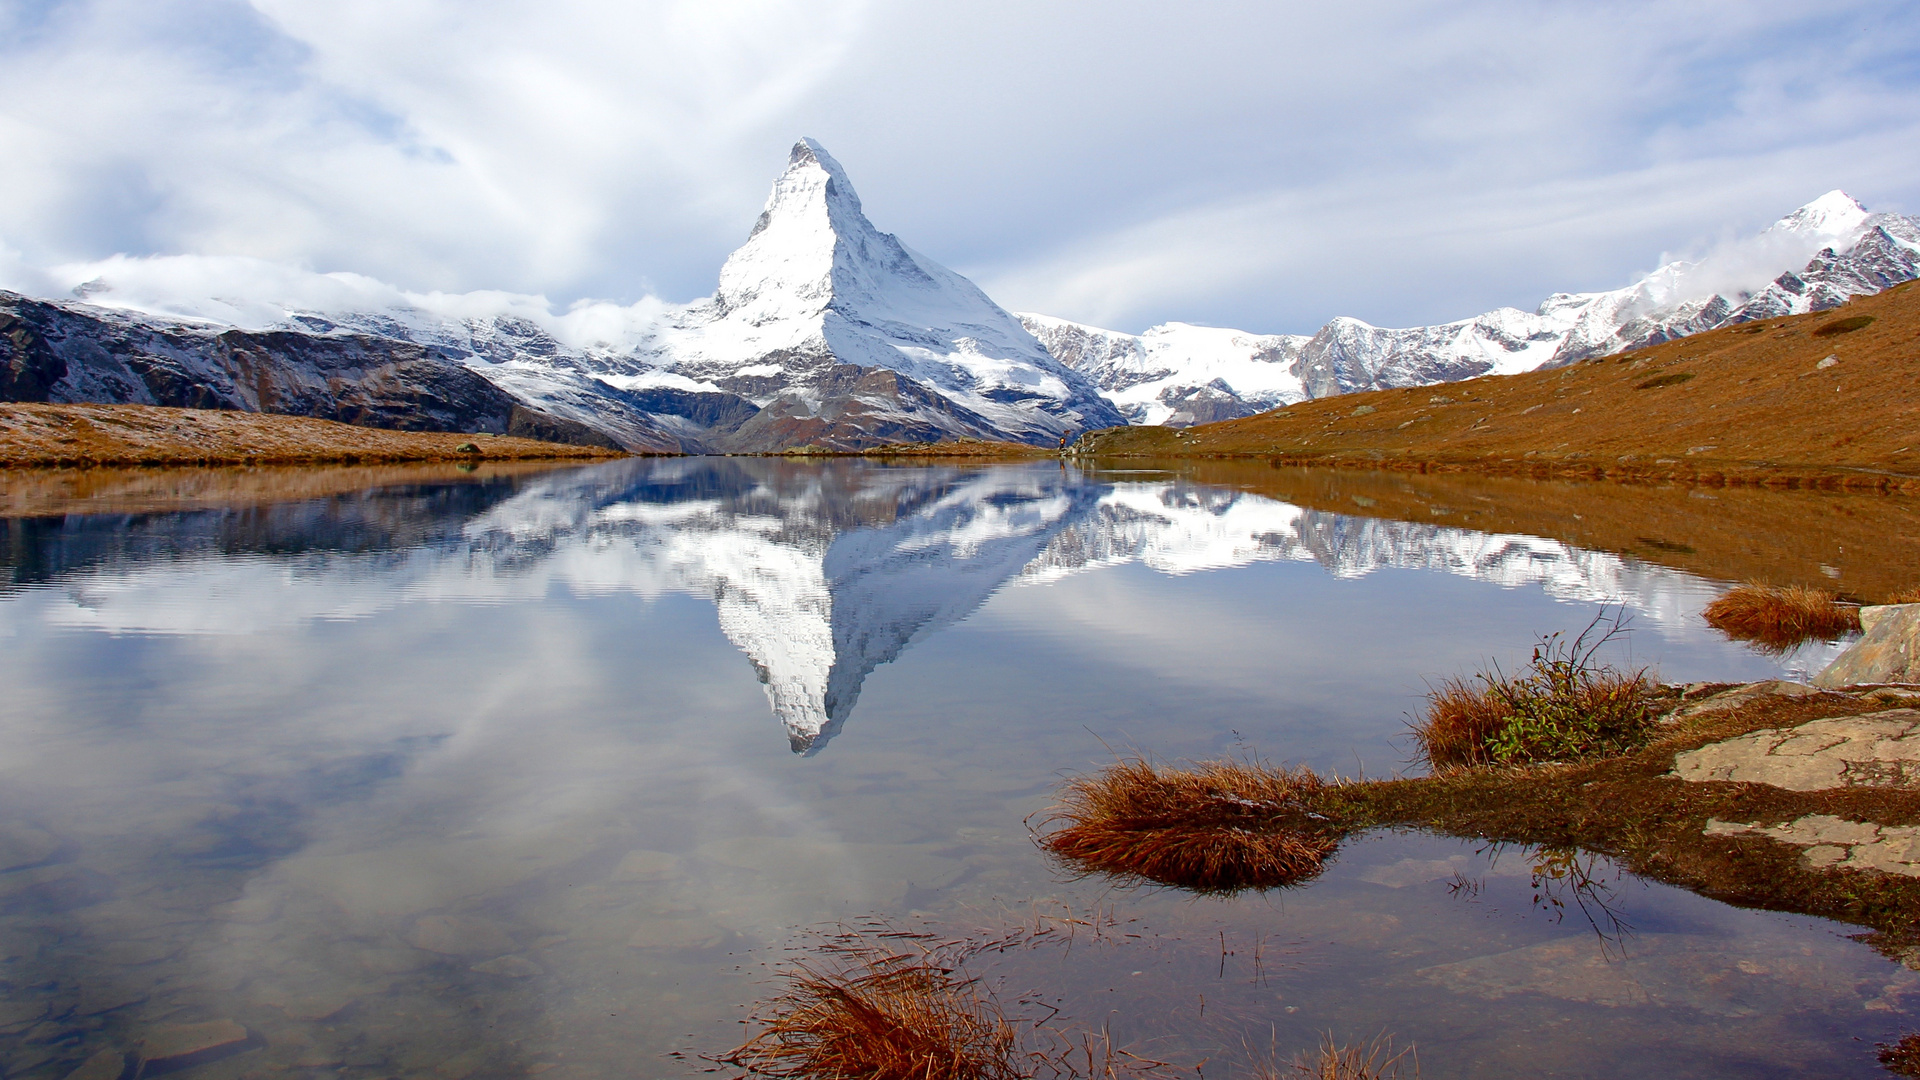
(1024, 189), (1914, 422)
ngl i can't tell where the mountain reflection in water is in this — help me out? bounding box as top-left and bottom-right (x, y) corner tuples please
(5, 457), (1905, 1080)
(0, 458), (1830, 753)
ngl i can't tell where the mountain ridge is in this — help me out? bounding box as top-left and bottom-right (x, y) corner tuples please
(1023, 190), (1920, 426)
(4, 147), (1917, 446)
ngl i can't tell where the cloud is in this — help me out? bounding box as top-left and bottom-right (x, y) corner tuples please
(0, 0), (1916, 333)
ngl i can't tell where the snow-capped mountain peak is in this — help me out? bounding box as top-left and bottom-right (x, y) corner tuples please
(1770, 190), (1870, 239)
(716, 138), (869, 315)
(655, 139), (1125, 445)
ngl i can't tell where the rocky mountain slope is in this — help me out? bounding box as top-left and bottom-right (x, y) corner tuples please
(1025, 191), (1920, 425)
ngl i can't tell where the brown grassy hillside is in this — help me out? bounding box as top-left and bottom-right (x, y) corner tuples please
(1074, 280), (1920, 490)
(0, 403), (626, 467)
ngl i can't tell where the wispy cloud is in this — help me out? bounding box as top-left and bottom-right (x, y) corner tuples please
(0, 0), (1914, 333)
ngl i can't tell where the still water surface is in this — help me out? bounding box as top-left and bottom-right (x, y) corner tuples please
(0, 458), (1906, 1078)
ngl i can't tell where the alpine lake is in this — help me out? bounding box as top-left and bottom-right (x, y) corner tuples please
(3, 456), (1919, 1080)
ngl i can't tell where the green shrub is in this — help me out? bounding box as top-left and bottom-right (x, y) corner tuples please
(1416, 614), (1659, 768)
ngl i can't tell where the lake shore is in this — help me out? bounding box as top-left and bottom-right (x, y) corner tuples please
(0, 402), (626, 468)
(1041, 679), (1920, 962)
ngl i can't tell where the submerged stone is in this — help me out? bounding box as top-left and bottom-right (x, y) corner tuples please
(609, 850), (682, 882)
(406, 914), (517, 958)
(1670, 709), (1920, 790)
(469, 954), (542, 978)
(138, 1019), (251, 1072)
(61, 1049), (127, 1080)
(624, 918), (730, 950)
(1815, 603), (1920, 687)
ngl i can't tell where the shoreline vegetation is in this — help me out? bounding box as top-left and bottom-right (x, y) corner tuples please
(0, 402), (627, 468)
(1032, 610), (1920, 957)
(1034, 686), (1920, 947)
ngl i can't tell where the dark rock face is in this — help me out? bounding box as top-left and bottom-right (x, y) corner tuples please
(0, 291), (548, 439)
(716, 364), (1007, 452)
(505, 406), (624, 450)
(1, 292), (1090, 454)
(1158, 380), (1264, 426)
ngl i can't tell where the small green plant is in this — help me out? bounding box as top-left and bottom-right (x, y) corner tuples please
(1415, 612), (1658, 768)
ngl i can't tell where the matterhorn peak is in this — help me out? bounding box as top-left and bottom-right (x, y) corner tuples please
(714, 138), (891, 315)
(1770, 190), (1870, 239)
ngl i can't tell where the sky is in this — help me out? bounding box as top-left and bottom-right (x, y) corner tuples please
(1, 0), (1917, 335)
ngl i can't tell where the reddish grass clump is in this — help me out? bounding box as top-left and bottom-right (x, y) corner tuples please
(1881, 1033), (1920, 1077)
(1702, 581), (1862, 649)
(1411, 676), (1515, 770)
(723, 941), (1027, 1080)
(1886, 587), (1920, 605)
(1035, 758), (1340, 892)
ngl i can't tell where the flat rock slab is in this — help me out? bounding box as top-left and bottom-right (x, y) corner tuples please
(1666, 679), (1824, 722)
(1670, 708), (1920, 790)
(1816, 603), (1920, 687)
(1707, 815), (1920, 876)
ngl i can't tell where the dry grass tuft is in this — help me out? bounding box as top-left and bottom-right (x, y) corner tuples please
(722, 940), (1027, 1080)
(1411, 676), (1516, 770)
(1885, 587), (1920, 605)
(1411, 614), (1659, 770)
(1272, 1034), (1417, 1079)
(1702, 581), (1861, 649)
(1035, 758), (1340, 892)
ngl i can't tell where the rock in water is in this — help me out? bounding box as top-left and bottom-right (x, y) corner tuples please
(1814, 604), (1920, 687)
(405, 914), (517, 958)
(61, 1050), (127, 1080)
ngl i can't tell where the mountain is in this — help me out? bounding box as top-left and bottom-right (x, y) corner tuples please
(8, 162), (1915, 443)
(1, 140), (1122, 452)
(1024, 191), (1920, 425)
(626, 140), (1125, 448)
